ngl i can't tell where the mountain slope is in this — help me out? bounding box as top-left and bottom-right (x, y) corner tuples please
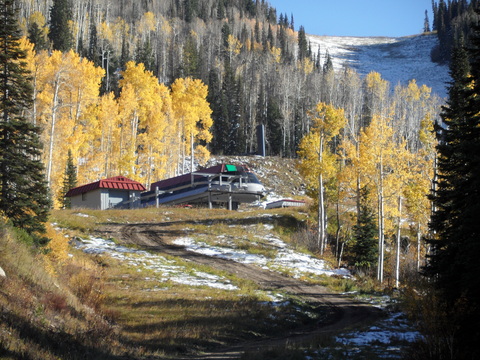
(308, 33), (450, 98)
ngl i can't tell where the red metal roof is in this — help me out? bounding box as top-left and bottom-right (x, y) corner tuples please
(66, 176), (146, 197)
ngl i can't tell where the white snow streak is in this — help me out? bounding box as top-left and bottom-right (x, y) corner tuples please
(173, 235), (350, 278)
(75, 236), (238, 290)
(308, 33), (449, 98)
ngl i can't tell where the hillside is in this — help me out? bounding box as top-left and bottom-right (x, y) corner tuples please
(308, 33), (450, 98)
(1, 156), (427, 359)
(12, 0), (446, 207)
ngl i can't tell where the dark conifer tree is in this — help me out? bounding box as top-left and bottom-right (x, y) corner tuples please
(323, 51), (334, 74)
(184, 0), (198, 22)
(181, 34), (200, 79)
(267, 24), (274, 48)
(222, 62), (242, 155)
(48, 0), (73, 51)
(266, 97), (283, 156)
(27, 21), (48, 52)
(217, 0), (225, 19)
(266, 7), (276, 24)
(0, 0), (51, 245)
(297, 26), (308, 60)
(221, 23), (232, 49)
(426, 14), (480, 358)
(208, 69), (223, 153)
(424, 9), (431, 33)
(135, 39), (155, 73)
(87, 15), (99, 66)
(352, 187), (378, 272)
(244, 0), (255, 17)
(283, 13), (289, 28)
(60, 150), (77, 209)
(254, 20), (260, 43)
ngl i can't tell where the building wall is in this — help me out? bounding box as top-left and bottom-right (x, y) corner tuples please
(70, 188), (103, 209)
(70, 189), (143, 210)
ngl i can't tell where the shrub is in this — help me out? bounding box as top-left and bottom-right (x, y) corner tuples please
(42, 292), (68, 312)
(66, 265), (105, 310)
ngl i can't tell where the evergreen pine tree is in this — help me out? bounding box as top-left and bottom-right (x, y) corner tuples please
(27, 21), (48, 51)
(135, 39), (155, 74)
(184, 0), (198, 23)
(208, 68), (229, 154)
(217, 0), (225, 20)
(48, 0), (73, 51)
(87, 15), (99, 66)
(181, 34), (200, 79)
(352, 187), (378, 272)
(222, 61), (242, 155)
(0, 0), (51, 245)
(60, 150), (77, 209)
(244, 0), (255, 17)
(266, 97), (283, 156)
(424, 9), (431, 33)
(323, 51), (334, 74)
(426, 13), (480, 357)
(297, 26), (308, 60)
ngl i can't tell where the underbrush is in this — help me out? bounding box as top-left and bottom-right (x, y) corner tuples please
(0, 219), (128, 359)
(97, 250), (326, 357)
(45, 207), (330, 357)
(44, 206), (415, 358)
(400, 278), (460, 360)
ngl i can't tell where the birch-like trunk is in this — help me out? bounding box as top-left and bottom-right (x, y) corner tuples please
(47, 80), (60, 187)
(190, 132), (194, 172)
(395, 196), (402, 288)
(377, 157), (385, 283)
(416, 223), (422, 271)
(318, 173), (325, 254)
(318, 134), (326, 254)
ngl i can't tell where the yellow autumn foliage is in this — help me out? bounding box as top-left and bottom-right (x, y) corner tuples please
(20, 38), (213, 206)
(43, 223), (69, 275)
(298, 103), (347, 193)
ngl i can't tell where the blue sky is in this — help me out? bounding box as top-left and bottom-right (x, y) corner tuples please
(268, 0), (433, 37)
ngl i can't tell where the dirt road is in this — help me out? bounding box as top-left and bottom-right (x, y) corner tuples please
(99, 221), (382, 359)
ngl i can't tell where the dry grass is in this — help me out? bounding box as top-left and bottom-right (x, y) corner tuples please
(3, 203), (395, 359)
(0, 219), (128, 359)
(38, 206), (326, 357)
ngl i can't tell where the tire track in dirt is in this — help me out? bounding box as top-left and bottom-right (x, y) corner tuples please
(99, 222), (383, 359)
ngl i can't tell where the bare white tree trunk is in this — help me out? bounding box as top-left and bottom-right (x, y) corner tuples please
(190, 132), (194, 173)
(318, 135), (326, 254)
(395, 196), (402, 288)
(47, 79), (61, 187)
(377, 157), (385, 283)
(416, 223), (422, 271)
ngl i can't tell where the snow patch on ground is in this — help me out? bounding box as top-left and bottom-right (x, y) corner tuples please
(333, 312), (423, 358)
(173, 235), (350, 279)
(74, 236), (238, 290)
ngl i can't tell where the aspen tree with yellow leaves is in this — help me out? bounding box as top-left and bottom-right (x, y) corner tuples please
(298, 103), (347, 254)
(390, 141), (412, 288)
(227, 34), (242, 63)
(363, 72), (390, 125)
(77, 92), (119, 182)
(405, 115), (436, 271)
(171, 77), (213, 173)
(357, 115), (398, 284)
(34, 50), (103, 207)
